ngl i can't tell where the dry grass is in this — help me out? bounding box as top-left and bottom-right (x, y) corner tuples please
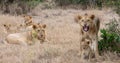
(0, 9), (120, 63)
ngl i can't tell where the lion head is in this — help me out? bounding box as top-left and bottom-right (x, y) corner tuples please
(22, 15), (33, 26)
(31, 23), (46, 43)
(81, 38), (92, 59)
(3, 24), (11, 31)
(81, 38), (91, 50)
(75, 13), (95, 32)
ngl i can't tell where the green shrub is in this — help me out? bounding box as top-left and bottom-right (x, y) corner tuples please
(98, 29), (120, 52)
(98, 19), (120, 53)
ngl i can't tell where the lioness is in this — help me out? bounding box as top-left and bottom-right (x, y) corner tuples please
(22, 15), (33, 26)
(3, 24), (11, 32)
(3, 23), (18, 33)
(75, 13), (100, 58)
(6, 24), (46, 45)
(18, 15), (36, 31)
(81, 38), (93, 60)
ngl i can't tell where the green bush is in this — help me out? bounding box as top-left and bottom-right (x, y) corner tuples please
(98, 19), (120, 53)
(98, 29), (120, 52)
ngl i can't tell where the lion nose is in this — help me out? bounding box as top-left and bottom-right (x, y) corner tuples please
(83, 46), (86, 49)
(84, 24), (87, 26)
(41, 35), (43, 37)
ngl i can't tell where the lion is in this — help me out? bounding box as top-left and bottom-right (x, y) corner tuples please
(5, 24), (46, 45)
(80, 37), (94, 61)
(75, 13), (100, 58)
(3, 23), (18, 33)
(3, 24), (11, 32)
(22, 15), (33, 26)
(3, 24), (12, 34)
(17, 15), (37, 32)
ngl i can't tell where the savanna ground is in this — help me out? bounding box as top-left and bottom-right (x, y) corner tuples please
(0, 1), (120, 63)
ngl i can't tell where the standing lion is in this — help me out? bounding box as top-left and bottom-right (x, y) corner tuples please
(75, 13), (100, 58)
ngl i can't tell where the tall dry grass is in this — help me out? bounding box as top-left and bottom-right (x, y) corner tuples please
(0, 9), (120, 63)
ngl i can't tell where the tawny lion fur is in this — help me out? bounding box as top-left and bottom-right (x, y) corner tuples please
(18, 15), (36, 31)
(22, 15), (33, 26)
(75, 13), (100, 58)
(6, 24), (46, 45)
(81, 37), (93, 60)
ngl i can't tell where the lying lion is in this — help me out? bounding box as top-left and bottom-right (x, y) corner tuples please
(3, 15), (34, 33)
(22, 15), (33, 26)
(17, 15), (35, 31)
(5, 24), (46, 45)
(3, 23), (11, 33)
(3, 23), (19, 33)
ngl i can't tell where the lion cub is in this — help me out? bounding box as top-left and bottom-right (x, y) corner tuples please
(6, 24), (46, 45)
(18, 15), (35, 31)
(3, 24), (11, 33)
(3, 23), (18, 33)
(80, 38), (93, 60)
(22, 15), (33, 26)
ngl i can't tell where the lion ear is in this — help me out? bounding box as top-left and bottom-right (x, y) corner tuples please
(32, 25), (37, 29)
(3, 24), (11, 27)
(74, 15), (82, 23)
(42, 24), (46, 28)
(90, 15), (95, 20)
(29, 16), (32, 19)
(3, 24), (7, 27)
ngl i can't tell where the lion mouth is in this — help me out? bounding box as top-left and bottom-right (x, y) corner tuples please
(83, 25), (89, 32)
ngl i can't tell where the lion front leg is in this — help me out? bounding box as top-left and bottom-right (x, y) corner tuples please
(77, 41), (82, 56)
(92, 39), (99, 57)
(78, 36), (83, 57)
(91, 37), (99, 58)
(78, 45), (82, 57)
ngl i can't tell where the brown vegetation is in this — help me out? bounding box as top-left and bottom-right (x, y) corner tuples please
(0, 9), (119, 63)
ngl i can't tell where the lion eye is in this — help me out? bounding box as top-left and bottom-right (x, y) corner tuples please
(42, 30), (45, 32)
(37, 30), (40, 32)
(81, 20), (84, 22)
(87, 41), (90, 44)
(87, 20), (90, 21)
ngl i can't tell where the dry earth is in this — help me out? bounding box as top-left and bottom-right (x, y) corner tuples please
(0, 9), (120, 63)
